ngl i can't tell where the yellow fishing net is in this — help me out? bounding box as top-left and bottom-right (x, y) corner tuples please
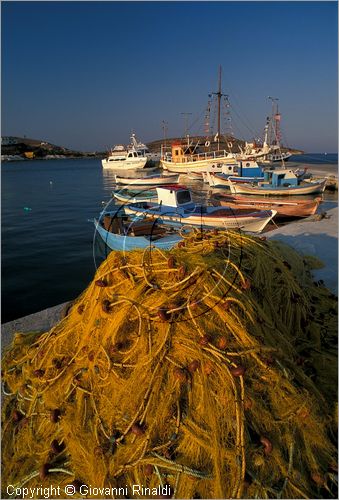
(2, 229), (337, 499)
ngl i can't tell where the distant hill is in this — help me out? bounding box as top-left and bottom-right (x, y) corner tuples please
(1, 136), (102, 159)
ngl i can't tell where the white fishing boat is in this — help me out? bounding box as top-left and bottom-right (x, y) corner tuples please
(124, 186), (276, 233)
(114, 174), (179, 186)
(102, 145), (148, 170)
(102, 134), (150, 170)
(227, 169), (327, 196)
(204, 160), (266, 187)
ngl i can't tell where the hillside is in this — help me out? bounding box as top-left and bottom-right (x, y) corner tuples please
(1, 136), (101, 160)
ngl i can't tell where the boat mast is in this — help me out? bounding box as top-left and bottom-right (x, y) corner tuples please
(268, 96), (280, 146)
(211, 65), (226, 149)
(181, 112), (192, 147)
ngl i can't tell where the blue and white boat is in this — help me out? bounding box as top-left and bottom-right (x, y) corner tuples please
(94, 212), (182, 251)
(228, 169), (327, 196)
(204, 160), (265, 187)
(124, 186), (276, 233)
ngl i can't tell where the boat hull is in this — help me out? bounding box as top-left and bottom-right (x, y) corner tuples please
(125, 205), (276, 233)
(264, 152), (292, 163)
(94, 219), (182, 251)
(215, 195), (322, 218)
(102, 158), (148, 170)
(228, 179), (327, 196)
(206, 172), (264, 187)
(161, 156), (237, 174)
(113, 191), (158, 204)
(115, 175), (179, 186)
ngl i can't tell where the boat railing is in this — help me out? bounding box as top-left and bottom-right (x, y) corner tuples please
(162, 149), (231, 163)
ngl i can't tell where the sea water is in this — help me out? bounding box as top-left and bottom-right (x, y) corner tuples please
(1, 156), (338, 323)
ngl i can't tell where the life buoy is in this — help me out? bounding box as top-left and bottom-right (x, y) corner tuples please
(205, 141), (210, 147)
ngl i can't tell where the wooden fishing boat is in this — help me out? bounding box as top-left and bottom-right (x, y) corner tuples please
(94, 213), (182, 251)
(213, 194), (322, 218)
(115, 174), (179, 186)
(124, 186), (277, 233)
(113, 189), (158, 204)
(160, 69), (273, 175)
(226, 169), (327, 196)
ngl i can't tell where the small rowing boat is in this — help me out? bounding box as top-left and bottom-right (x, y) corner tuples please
(212, 194), (322, 218)
(113, 189), (158, 204)
(114, 174), (179, 186)
(94, 213), (182, 251)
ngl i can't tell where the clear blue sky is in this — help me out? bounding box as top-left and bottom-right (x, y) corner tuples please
(1, 1), (338, 152)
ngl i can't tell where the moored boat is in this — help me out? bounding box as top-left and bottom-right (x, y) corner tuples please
(160, 68), (272, 174)
(102, 133), (150, 170)
(124, 186), (277, 233)
(102, 145), (148, 170)
(212, 194), (322, 218)
(94, 213), (183, 251)
(227, 169), (327, 196)
(114, 174), (179, 186)
(113, 189), (158, 204)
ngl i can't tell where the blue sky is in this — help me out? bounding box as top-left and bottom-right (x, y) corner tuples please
(1, 1), (338, 152)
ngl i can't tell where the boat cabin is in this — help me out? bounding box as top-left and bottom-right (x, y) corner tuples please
(156, 186), (195, 209)
(263, 169), (299, 187)
(221, 160), (263, 177)
(170, 142), (203, 163)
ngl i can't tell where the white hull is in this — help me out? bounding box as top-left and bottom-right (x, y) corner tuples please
(102, 157), (148, 170)
(228, 179), (327, 196)
(115, 174), (179, 185)
(264, 152), (292, 163)
(161, 156), (237, 174)
(125, 206), (276, 233)
(205, 172), (264, 188)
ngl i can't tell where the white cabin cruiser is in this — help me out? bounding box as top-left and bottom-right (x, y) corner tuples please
(102, 142), (148, 170)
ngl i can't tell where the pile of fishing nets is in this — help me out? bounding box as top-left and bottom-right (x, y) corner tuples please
(2, 229), (337, 499)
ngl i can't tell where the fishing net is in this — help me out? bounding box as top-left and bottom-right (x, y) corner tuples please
(2, 229), (337, 499)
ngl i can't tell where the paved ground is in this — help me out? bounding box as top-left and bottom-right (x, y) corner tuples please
(1, 301), (71, 354)
(267, 205), (338, 294)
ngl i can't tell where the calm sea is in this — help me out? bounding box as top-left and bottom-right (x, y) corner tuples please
(1, 154), (338, 324)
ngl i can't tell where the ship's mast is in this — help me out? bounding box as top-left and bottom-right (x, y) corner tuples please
(181, 112), (192, 147)
(268, 96), (280, 146)
(211, 65), (227, 149)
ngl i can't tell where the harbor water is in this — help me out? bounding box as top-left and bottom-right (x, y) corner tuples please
(1, 155), (338, 324)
